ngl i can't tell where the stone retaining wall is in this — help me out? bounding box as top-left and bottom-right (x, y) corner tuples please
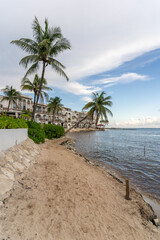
(0, 138), (40, 203)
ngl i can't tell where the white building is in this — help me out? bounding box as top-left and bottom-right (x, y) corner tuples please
(0, 94), (96, 129)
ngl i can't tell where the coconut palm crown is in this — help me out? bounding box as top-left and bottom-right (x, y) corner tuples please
(21, 74), (52, 108)
(47, 97), (63, 124)
(0, 85), (21, 112)
(11, 16), (71, 120)
(65, 91), (113, 134)
(82, 91), (113, 125)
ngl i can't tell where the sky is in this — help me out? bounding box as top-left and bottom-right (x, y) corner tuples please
(0, 0), (160, 127)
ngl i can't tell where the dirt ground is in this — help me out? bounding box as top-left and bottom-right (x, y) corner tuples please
(0, 138), (159, 240)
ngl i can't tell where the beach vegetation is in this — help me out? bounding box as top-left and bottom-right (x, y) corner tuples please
(21, 74), (52, 109)
(47, 97), (63, 124)
(0, 86), (21, 112)
(82, 91), (113, 125)
(44, 124), (64, 139)
(65, 91), (113, 133)
(21, 109), (32, 120)
(27, 121), (45, 143)
(0, 115), (28, 129)
(11, 17), (71, 121)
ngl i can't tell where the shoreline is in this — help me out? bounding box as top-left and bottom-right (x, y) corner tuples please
(0, 137), (160, 239)
(65, 135), (160, 221)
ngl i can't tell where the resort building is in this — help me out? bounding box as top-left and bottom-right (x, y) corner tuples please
(0, 94), (96, 129)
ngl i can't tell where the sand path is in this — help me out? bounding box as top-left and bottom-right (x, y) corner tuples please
(0, 138), (159, 240)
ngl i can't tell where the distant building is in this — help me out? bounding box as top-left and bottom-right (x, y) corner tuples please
(0, 94), (96, 129)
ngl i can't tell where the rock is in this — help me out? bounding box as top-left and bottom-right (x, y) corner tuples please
(5, 152), (14, 163)
(0, 153), (6, 167)
(5, 163), (15, 172)
(12, 162), (25, 172)
(0, 200), (3, 206)
(153, 218), (160, 227)
(1, 168), (15, 180)
(0, 174), (13, 195)
(22, 159), (30, 168)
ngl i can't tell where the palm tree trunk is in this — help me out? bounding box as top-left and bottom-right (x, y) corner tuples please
(31, 93), (37, 120)
(65, 115), (88, 134)
(31, 62), (46, 121)
(96, 114), (99, 125)
(7, 100), (11, 112)
(52, 109), (56, 124)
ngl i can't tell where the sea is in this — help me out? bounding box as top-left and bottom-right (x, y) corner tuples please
(68, 128), (160, 200)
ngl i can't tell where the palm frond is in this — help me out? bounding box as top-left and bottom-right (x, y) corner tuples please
(32, 16), (43, 42)
(51, 38), (71, 56)
(49, 58), (69, 80)
(11, 39), (37, 54)
(82, 102), (94, 110)
(19, 55), (39, 68)
(23, 62), (39, 79)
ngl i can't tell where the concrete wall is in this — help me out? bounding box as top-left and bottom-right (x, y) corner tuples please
(0, 129), (28, 152)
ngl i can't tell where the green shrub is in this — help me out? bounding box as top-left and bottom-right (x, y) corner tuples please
(0, 115), (28, 129)
(26, 121), (41, 130)
(27, 121), (45, 144)
(44, 124), (64, 139)
(28, 128), (45, 144)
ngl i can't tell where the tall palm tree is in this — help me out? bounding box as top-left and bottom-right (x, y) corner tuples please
(47, 97), (63, 124)
(65, 91), (113, 133)
(0, 86), (21, 112)
(21, 74), (52, 111)
(11, 16), (71, 120)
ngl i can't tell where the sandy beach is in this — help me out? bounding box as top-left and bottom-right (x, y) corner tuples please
(0, 138), (159, 240)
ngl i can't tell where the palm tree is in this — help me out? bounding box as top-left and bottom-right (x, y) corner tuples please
(47, 97), (63, 124)
(21, 109), (32, 120)
(83, 91), (113, 125)
(65, 91), (113, 133)
(0, 86), (21, 112)
(11, 16), (71, 120)
(21, 74), (52, 111)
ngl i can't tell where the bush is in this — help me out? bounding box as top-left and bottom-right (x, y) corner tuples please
(27, 121), (45, 144)
(44, 124), (64, 139)
(28, 128), (45, 144)
(0, 115), (28, 129)
(26, 121), (41, 130)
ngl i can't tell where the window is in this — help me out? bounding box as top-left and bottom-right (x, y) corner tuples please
(13, 103), (17, 109)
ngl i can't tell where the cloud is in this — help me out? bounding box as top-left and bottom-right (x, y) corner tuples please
(112, 116), (160, 128)
(94, 73), (148, 87)
(1, 0), (160, 87)
(49, 79), (101, 96)
(81, 96), (92, 103)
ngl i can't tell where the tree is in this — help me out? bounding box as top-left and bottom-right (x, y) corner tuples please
(0, 86), (21, 112)
(21, 74), (52, 111)
(83, 91), (113, 125)
(47, 97), (63, 124)
(65, 91), (113, 133)
(21, 109), (32, 120)
(11, 17), (71, 120)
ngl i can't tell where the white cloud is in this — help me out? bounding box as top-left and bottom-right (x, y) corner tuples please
(94, 73), (148, 87)
(1, 0), (160, 87)
(81, 96), (92, 103)
(48, 79), (101, 96)
(111, 116), (160, 128)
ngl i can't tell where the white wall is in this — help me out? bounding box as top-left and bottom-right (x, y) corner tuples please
(0, 129), (28, 151)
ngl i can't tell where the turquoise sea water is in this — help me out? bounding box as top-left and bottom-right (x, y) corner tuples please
(69, 129), (160, 199)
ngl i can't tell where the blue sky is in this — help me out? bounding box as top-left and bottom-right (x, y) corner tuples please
(1, 0), (160, 127)
(48, 49), (160, 127)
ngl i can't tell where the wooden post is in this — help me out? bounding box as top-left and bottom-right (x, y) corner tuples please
(125, 179), (130, 200)
(144, 146), (145, 157)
